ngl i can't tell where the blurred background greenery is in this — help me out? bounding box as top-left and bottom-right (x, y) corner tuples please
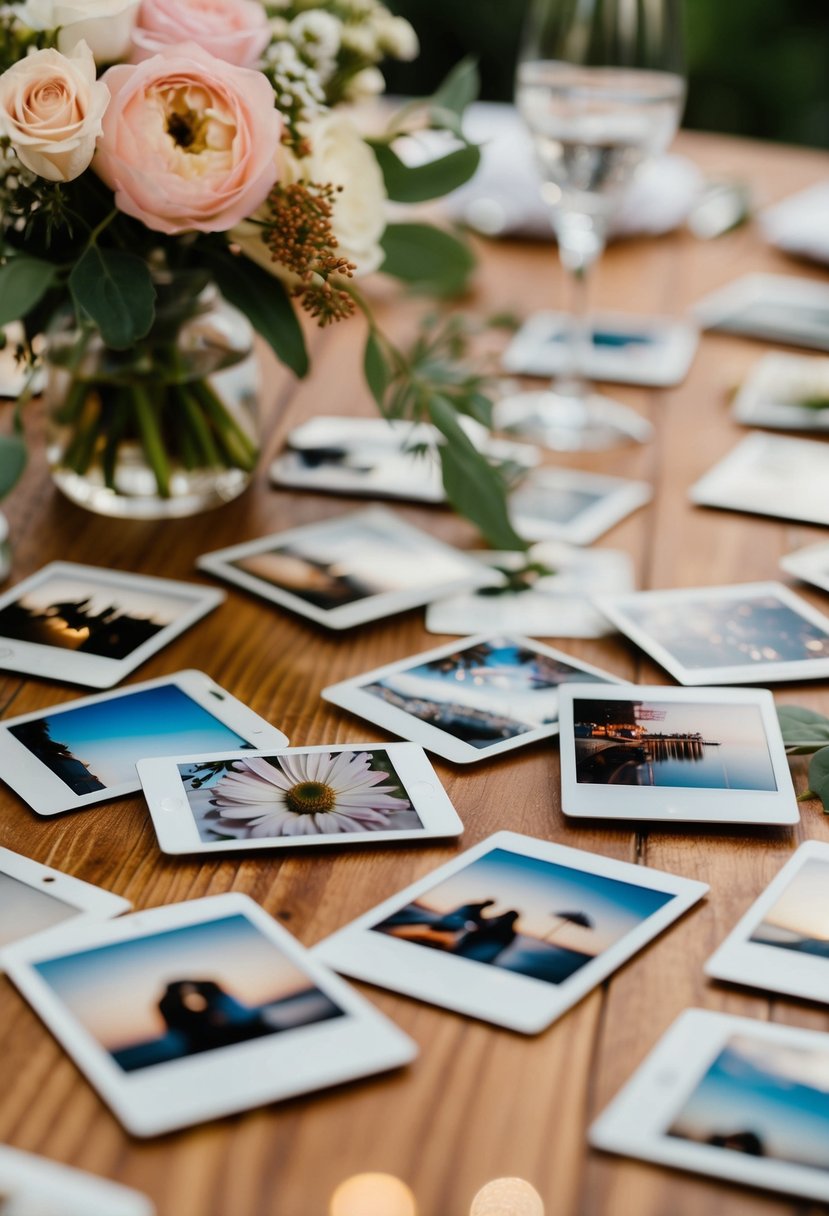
(382, 0), (829, 148)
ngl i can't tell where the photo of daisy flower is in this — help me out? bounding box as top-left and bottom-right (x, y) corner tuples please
(180, 749), (423, 842)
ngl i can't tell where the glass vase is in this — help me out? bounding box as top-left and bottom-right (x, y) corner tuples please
(45, 271), (260, 519)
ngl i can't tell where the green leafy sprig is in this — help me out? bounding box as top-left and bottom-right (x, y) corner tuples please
(777, 705), (829, 811)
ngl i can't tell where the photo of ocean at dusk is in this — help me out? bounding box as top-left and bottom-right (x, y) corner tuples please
(750, 859), (829, 959)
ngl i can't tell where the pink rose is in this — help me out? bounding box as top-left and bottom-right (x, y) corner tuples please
(132, 0), (270, 69)
(95, 43), (281, 234)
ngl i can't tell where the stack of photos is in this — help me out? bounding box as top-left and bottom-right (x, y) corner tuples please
(597, 583), (829, 683)
(508, 468), (652, 546)
(732, 352), (829, 433)
(689, 433), (829, 527)
(781, 541), (829, 595)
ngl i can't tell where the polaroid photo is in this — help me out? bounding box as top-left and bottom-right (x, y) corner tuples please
(597, 581), (829, 685)
(690, 433), (829, 527)
(314, 831), (707, 1034)
(694, 273), (829, 351)
(269, 415), (539, 504)
(425, 542), (635, 638)
(502, 311), (699, 387)
(197, 507), (497, 630)
(706, 841), (829, 1002)
(508, 468), (652, 546)
(590, 1008), (829, 1203)
(0, 670), (288, 817)
(0, 846), (130, 962)
(1, 892), (415, 1136)
(761, 180), (829, 268)
(137, 742), (463, 855)
(781, 540), (829, 595)
(323, 634), (624, 764)
(0, 561), (224, 688)
(732, 352), (829, 433)
(0, 1145), (153, 1216)
(558, 684), (798, 826)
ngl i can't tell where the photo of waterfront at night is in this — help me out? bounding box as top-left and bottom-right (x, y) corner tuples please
(573, 698), (777, 790)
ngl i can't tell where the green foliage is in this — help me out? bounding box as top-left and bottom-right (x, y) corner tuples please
(0, 256), (57, 328)
(380, 222), (475, 296)
(0, 434), (27, 499)
(777, 705), (829, 812)
(69, 247), (156, 350)
(370, 141), (481, 204)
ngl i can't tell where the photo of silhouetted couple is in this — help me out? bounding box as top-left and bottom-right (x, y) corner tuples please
(372, 847), (674, 985)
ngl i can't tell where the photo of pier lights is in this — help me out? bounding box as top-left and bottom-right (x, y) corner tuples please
(573, 698), (777, 790)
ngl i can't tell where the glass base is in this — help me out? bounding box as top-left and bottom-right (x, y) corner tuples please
(494, 387), (653, 451)
(50, 456), (253, 520)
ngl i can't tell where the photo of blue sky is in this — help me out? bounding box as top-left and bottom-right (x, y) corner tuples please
(669, 1034), (829, 1170)
(11, 685), (250, 790)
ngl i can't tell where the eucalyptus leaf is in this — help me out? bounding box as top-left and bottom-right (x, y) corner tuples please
(69, 247), (155, 350)
(364, 331), (393, 410)
(0, 433), (26, 498)
(370, 143), (481, 205)
(777, 705), (829, 746)
(0, 256), (57, 328)
(429, 56), (480, 120)
(808, 746), (829, 813)
(380, 223), (476, 296)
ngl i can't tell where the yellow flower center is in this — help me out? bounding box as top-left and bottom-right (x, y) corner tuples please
(286, 781), (336, 815)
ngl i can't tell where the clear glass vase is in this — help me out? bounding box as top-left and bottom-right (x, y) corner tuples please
(45, 271), (260, 519)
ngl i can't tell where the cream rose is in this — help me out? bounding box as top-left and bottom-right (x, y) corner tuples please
(22, 0), (142, 62)
(0, 41), (109, 182)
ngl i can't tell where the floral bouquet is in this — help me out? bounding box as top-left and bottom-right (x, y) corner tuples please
(0, 0), (522, 545)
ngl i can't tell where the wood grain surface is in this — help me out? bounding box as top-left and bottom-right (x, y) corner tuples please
(2, 131), (829, 1216)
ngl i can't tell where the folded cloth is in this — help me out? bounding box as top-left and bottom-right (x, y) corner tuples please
(760, 181), (829, 267)
(440, 101), (704, 240)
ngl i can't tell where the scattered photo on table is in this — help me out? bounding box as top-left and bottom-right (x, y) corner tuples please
(591, 1010), (829, 1203)
(690, 432), (829, 527)
(269, 416), (539, 504)
(314, 831), (707, 1033)
(596, 581), (829, 684)
(706, 842), (829, 1003)
(0, 845), (129, 958)
(2, 894), (415, 1135)
(425, 542), (634, 638)
(322, 634), (622, 764)
(558, 684), (797, 825)
(0, 562), (223, 688)
(502, 310), (698, 387)
(781, 540), (829, 596)
(0, 1145), (153, 1216)
(138, 742), (462, 854)
(508, 468), (652, 546)
(0, 670), (289, 816)
(197, 507), (495, 630)
(732, 352), (829, 433)
(693, 273), (829, 351)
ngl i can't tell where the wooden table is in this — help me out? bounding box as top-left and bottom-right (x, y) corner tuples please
(2, 131), (829, 1216)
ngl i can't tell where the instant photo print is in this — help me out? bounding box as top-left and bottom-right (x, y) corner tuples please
(322, 634), (623, 764)
(706, 841), (829, 1002)
(596, 581), (829, 685)
(315, 831), (707, 1034)
(732, 352), (829, 433)
(590, 1009), (829, 1204)
(138, 742), (463, 855)
(197, 506), (496, 630)
(508, 468), (652, 546)
(2, 893), (416, 1137)
(0, 846), (130, 959)
(0, 1146), (154, 1216)
(558, 684), (798, 826)
(0, 562), (224, 688)
(502, 310), (698, 387)
(693, 273), (829, 351)
(690, 433), (829, 527)
(0, 670), (289, 816)
(425, 543), (634, 638)
(781, 540), (829, 596)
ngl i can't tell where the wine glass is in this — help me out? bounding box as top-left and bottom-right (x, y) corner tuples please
(496, 0), (686, 450)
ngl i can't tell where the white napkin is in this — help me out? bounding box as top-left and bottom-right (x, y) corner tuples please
(760, 181), (829, 267)
(441, 101), (704, 240)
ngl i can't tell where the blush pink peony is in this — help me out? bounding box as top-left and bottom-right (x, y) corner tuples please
(131, 0), (271, 69)
(95, 43), (281, 234)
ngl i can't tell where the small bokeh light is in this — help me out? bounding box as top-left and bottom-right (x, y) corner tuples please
(469, 1177), (545, 1216)
(329, 1173), (417, 1216)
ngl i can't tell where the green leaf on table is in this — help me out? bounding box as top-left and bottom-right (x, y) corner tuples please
(69, 247), (155, 350)
(0, 433), (26, 498)
(380, 223), (476, 296)
(429, 56), (480, 121)
(204, 246), (308, 379)
(369, 142), (481, 204)
(0, 256), (57, 328)
(777, 705), (829, 751)
(427, 394), (527, 550)
(364, 332), (393, 411)
(808, 746), (829, 813)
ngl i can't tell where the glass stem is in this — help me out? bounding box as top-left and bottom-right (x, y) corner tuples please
(558, 261), (591, 400)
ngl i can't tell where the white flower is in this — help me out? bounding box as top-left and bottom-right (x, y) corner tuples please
(210, 751), (413, 838)
(290, 10), (342, 64)
(339, 23), (378, 58)
(0, 41), (109, 182)
(21, 0), (142, 62)
(374, 13), (419, 61)
(344, 66), (385, 100)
